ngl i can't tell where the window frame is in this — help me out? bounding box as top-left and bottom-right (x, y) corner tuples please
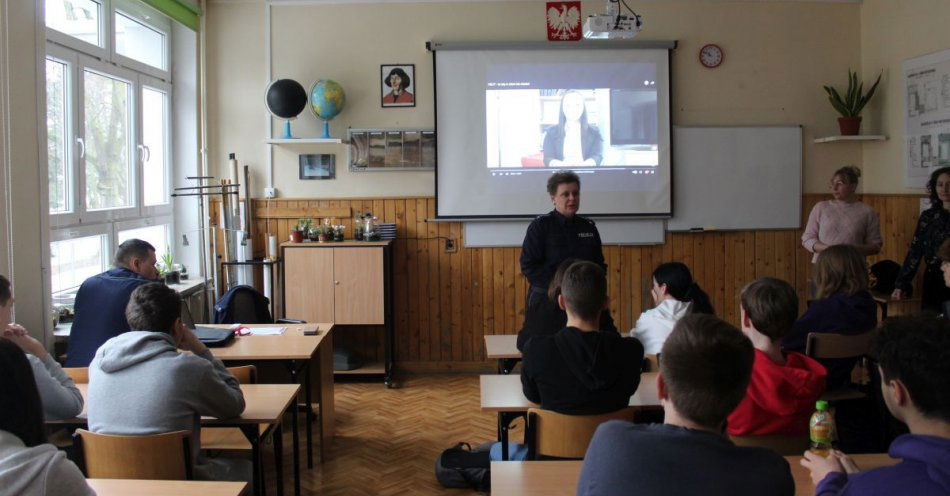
(45, 0), (110, 60)
(49, 222), (113, 296)
(45, 44), (79, 222)
(110, 0), (172, 80)
(138, 75), (173, 216)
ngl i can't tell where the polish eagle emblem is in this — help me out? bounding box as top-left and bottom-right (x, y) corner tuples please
(546, 2), (581, 41)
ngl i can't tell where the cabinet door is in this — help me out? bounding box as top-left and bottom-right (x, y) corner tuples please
(333, 247), (384, 325)
(284, 247), (335, 323)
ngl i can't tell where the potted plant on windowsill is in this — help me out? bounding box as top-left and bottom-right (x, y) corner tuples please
(823, 69), (882, 136)
(160, 249), (180, 285)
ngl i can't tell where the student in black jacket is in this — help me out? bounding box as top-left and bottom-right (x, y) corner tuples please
(520, 261), (643, 415)
(516, 257), (618, 352)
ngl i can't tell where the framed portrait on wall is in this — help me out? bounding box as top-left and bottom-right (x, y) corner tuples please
(299, 154), (335, 179)
(381, 64), (415, 108)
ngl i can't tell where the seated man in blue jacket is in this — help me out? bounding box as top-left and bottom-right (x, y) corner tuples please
(65, 239), (160, 366)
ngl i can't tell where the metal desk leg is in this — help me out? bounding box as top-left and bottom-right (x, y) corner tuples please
(273, 423), (284, 496)
(303, 360), (314, 468)
(496, 412), (524, 461)
(240, 425), (264, 496)
(290, 393), (300, 496)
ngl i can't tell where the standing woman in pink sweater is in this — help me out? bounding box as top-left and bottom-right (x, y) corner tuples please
(802, 166), (883, 263)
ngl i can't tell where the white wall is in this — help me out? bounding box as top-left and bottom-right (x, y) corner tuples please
(859, 0), (950, 193)
(0, 0), (50, 339)
(205, 0), (863, 196)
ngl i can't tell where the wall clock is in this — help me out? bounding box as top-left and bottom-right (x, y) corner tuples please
(699, 44), (723, 68)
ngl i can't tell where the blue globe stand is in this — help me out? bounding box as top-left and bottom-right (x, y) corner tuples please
(321, 120), (331, 139)
(282, 120), (294, 139)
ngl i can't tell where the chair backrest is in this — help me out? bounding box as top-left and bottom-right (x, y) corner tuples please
(226, 365), (258, 384)
(527, 407), (638, 459)
(805, 330), (876, 360)
(730, 434), (810, 456)
(642, 354), (659, 372)
(74, 429), (192, 480)
(64, 367), (89, 384)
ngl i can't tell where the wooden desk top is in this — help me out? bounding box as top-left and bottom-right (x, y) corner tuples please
(51, 383), (300, 426)
(491, 453), (899, 496)
(480, 372), (660, 412)
(86, 479), (248, 496)
(205, 323), (332, 361)
(491, 454), (897, 496)
(484, 335), (520, 359)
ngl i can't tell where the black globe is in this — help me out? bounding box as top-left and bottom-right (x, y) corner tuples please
(265, 79), (307, 119)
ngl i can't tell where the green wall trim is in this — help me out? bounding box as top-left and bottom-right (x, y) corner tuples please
(141, 0), (202, 31)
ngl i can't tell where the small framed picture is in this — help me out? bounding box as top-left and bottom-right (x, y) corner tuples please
(381, 64), (415, 108)
(299, 154), (335, 180)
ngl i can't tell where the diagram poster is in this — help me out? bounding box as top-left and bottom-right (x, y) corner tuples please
(904, 48), (950, 187)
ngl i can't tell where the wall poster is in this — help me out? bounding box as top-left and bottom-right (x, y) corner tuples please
(904, 48), (950, 187)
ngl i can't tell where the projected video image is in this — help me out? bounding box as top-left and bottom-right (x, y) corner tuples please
(486, 87), (659, 169)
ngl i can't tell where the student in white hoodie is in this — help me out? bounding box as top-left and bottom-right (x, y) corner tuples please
(630, 263), (714, 354)
(0, 339), (93, 496)
(0, 275), (83, 421)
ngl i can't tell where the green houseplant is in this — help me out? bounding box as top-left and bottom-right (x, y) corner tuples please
(823, 69), (882, 136)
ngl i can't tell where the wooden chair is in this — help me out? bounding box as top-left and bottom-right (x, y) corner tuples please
(74, 429), (192, 480)
(200, 365), (265, 450)
(642, 354), (659, 372)
(526, 407), (638, 460)
(64, 367), (88, 384)
(805, 330), (877, 402)
(730, 434), (810, 456)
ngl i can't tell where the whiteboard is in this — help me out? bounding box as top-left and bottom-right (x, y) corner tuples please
(464, 219), (665, 247)
(667, 126), (802, 231)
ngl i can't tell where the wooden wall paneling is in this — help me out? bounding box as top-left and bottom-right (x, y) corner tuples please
(211, 194), (925, 368)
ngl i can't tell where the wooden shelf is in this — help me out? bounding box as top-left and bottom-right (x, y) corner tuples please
(813, 135), (887, 143)
(265, 138), (343, 144)
(335, 361), (385, 375)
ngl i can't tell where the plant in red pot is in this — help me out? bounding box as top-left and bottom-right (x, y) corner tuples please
(823, 69), (882, 136)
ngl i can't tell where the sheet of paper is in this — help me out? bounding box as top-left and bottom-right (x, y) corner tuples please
(247, 327), (286, 336)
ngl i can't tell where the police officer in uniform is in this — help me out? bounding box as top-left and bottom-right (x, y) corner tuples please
(520, 171), (606, 308)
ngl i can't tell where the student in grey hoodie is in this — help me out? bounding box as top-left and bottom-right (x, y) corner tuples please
(0, 339), (93, 496)
(87, 282), (246, 480)
(0, 275), (83, 421)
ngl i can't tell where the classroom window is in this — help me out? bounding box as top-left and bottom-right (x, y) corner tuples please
(50, 233), (109, 294)
(84, 69), (134, 211)
(141, 85), (168, 206)
(45, 0), (102, 47)
(47, 58), (71, 214)
(45, 0), (177, 303)
(117, 223), (169, 261)
(114, 10), (166, 71)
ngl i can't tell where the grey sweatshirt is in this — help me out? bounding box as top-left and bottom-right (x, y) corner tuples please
(26, 354), (83, 421)
(0, 429), (94, 496)
(87, 331), (245, 476)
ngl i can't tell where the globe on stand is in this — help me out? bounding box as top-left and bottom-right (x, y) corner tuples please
(265, 79), (308, 139)
(309, 79), (346, 139)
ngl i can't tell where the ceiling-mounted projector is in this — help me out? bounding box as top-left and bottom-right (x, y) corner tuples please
(583, 0), (642, 39)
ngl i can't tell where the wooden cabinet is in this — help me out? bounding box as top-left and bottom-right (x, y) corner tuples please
(282, 241), (394, 386)
(283, 243), (386, 325)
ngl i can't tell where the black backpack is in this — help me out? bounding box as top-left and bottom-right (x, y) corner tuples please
(434, 442), (491, 492)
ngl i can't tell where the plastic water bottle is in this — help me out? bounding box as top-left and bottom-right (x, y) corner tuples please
(809, 400), (836, 457)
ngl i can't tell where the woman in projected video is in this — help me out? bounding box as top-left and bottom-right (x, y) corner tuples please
(542, 90), (604, 167)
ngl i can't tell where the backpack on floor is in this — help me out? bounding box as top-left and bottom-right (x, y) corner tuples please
(434, 442), (491, 492)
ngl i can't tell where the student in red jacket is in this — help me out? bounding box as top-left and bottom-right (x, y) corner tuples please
(728, 277), (827, 436)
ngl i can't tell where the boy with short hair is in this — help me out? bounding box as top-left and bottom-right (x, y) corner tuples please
(802, 315), (950, 495)
(87, 283), (245, 480)
(521, 261), (643, 416)
(728, 277), (827, 436)
(576, 314), (794, 496)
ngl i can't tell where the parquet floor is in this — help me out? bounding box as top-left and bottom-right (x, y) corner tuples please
(261, 374), (521, 495)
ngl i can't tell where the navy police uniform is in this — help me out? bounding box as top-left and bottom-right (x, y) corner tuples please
(520, 209), (606, 306)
